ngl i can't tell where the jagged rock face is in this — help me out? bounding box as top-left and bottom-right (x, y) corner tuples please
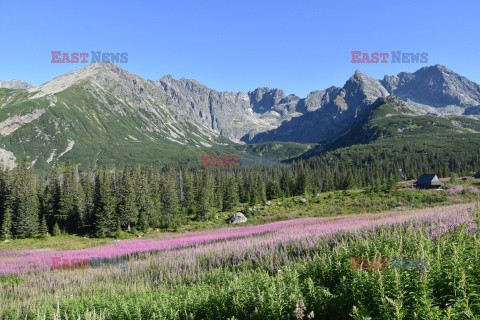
(0, 61), (227, 171)
(239, 70), (390, 143)
(381, 65), (480, 109)
(154, 65), (480, 143)
(0, 80), (33, 89)
(1, 62), (479, 170)
(154, 70), (392, 143)
(154, 76), (300, 142)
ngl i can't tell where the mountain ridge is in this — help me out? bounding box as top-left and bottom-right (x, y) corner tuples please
(1, 62), (479, 170)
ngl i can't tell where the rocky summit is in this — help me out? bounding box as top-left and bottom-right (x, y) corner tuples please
(0, 80), (33, 90)
(0, 62), (479, 170)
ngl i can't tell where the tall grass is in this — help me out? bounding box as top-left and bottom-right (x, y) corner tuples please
(1, 204), (479, 319)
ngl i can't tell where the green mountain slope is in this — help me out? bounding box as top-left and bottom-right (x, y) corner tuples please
(299, 95), (480, 169)
(0, 64), (237, 171)
(0, 63), (312, 171)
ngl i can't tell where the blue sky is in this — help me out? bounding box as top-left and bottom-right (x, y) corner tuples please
(0, 0), (478, 97)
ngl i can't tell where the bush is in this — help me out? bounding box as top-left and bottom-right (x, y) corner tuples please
(52, 223), (61, 237)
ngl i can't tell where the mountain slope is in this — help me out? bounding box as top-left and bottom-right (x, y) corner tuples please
(381, 64), (480, 115)
(154, 64), (480, 144)
(0, 63), (479, 170)
(299, 95), (480, 162)
(0, 80), (33, 90)
(0, 62), (238, 170)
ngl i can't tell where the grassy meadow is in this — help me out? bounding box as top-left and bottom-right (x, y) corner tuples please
(1, 178), (480, 319)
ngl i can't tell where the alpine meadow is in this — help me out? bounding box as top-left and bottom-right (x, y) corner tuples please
(1, 1), (480, 319)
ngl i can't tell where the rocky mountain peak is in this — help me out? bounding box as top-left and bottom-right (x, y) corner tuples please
(344, 69), (389, 103)
(249, 87), (287, 108)
(381, 64), (480, 109)
(27, 61), (145, 99)
(0, 80), (33, 90)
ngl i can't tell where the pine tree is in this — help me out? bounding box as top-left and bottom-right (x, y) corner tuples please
(222, 176), (239, 211)
(0, 166), (9, 232)
(136, 167), (154, 231)
(195, 170), (210, 221)
(39, 215), (48, 238)
(160, 167), (180, 228)
(213, 168), (224, 209)
(93, 167), (116, 237)
(248, 173), (258, 206)
(80, 173), (94, 232)
(0, 205), (12, 240)
(296, 166), (308, 196)
(73, 180), (87, 232)
(59, 161), (84, 233)
(280, 170), (292, 197)
(266, 173), (283, 200)
(255, 174), (267, 203)
(52, 222), (61, 236)
(117, 166), (139, 230)
(42, 163), (60, 232)
(181, 169), (195, 216)
(12, 158), (40, 238)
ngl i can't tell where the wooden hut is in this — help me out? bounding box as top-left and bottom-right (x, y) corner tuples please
(413, 174), (444, 189)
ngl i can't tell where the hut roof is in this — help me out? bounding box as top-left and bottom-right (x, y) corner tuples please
(413, 174), (444, 186)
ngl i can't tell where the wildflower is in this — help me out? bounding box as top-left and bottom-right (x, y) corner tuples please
(293, 300), (306, 320)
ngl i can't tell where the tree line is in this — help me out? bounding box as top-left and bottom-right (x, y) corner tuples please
(1, 145), (479, 239)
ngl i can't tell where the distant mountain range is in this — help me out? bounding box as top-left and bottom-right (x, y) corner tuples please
(0, 62), (479, 170)
(0, 80), (33, 90)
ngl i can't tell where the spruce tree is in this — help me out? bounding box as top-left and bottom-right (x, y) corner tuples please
(296, 167), (308, 196)
(195, 170), (210, 221)
(93, 168), (116, 237)
(255, 174), (267, 204)
(136, 167), (154, 231)
(39, 215), (48, 238)
(181, 169), (195, 216)
(59, 161), (82, 233)
(222, 176), (239, 211)
(42, 163), (61, 232)
(280, 171), (292, 197)
(213, 168), (224, 210)
(266, 173), (283, 200)
(0, 205), (12, 240)
(12, 158), (40, 238)
(52, 222), (61, 236)
(160, 167), (180, 228)
(80, 173), (94, 232)
(248, 173), (258, 206)
(117, 166), (139, 230)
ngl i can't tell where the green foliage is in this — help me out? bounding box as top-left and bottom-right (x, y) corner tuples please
(451, 174), (460, 184)
(0, 205), (12, 240)
(52, 222), (61, 237)
(7, 209), (480, 319)
(93, 168), (116, 237)
(116, 166), (139, 229)
(11, 158), (39, 238)
(39, 215), (48, 238)
(223, 176), (239, 211)
(266, 173), (283, 200)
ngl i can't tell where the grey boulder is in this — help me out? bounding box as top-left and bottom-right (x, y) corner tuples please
(229, 212), (247, 224)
